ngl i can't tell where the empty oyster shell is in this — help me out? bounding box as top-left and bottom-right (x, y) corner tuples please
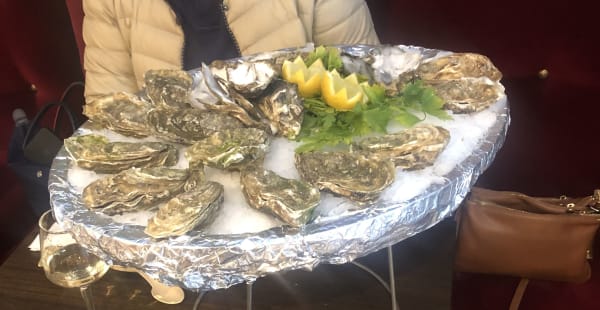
(144, 69), (193, 109)
(145, 181), (224, 238)
(210, 59), (277, 98)
(185, 128), (270, 170)
(240, 167), (320, 227)
(352, 125), (450, 170)
(82, 167), (204, 215)
(425, 78), (505, 113)
(64, 134), (178, 173)
(255, 79), (304, 139)
(415, 53), (502, 82)
(146, 108), (245, 145)
(83, 92), (152, 138)
(295, 151), (395, 203)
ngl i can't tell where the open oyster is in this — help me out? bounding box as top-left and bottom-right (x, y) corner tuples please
(370, 45), (428, 95)
(83, 92), (152, 138)
(145, 181), (224, 238)
(192, 64), (269, 130)
(210, 60), (277, 98)
(352, 125), (450, 170)
(64, 134), (177, 173)
(425, 78), (505, 113)
(185, 128), (270, 170)
(295, 151), (395, 203)
(240, 167), (320, 227)
(144, 69), (193, 109)
(255, 79), (304, 139)
(146, 107), (245, 145)
(82, 167), (204, 215)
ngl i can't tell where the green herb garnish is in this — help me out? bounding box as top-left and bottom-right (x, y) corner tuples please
(304, 46), (343, 71)
(295, 81), (451, 153)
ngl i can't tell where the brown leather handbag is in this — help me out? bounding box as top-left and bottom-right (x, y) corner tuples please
(455, 187), (600, 309)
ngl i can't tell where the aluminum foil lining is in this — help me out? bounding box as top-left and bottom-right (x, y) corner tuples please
(49, 44), (510, 291)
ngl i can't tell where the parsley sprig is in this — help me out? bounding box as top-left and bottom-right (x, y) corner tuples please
(295, 81), (452, 153)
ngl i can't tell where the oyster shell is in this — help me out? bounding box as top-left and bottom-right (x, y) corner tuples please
(144, 69), (193, 109)
(240, 167), (320, 227)
(425, 78), (505, 113)
(82, 167), (204, 215)
(341, 46), (382, 82)
(210, 60), (277, 98)
(64, 134), (178, 173)
(352, 125), (450, 170)
(145, 181), (224, 238)
(146, 108), (245, 145)
(392, 53), (504, 113)
(185, 128), (270, 170)
(193, 64), (269, 130)
(255, 79), (304, 139)
(371, 46), (426, 95)
(414, 53), (502, 82)
(295, 151), (395, 203)
(83, 92), (152, 138)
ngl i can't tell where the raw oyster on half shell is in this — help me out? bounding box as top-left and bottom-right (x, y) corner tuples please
(240, 167), (320, 227)
(83, 92), (152, 138)
(82, 167), (204, 215)
(145, 181), (224, 238)
(146, 108), (245, 145)
(255, 79), (304, 139)
(210, 60), (277, 98)
(185, 128), (270, 170)
(64, 134), (177, 173)
(144, 69), (193, 109)
(352, 125), (450, 170)
(295, 151), (395, 203)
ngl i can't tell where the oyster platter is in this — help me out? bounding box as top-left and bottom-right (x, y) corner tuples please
(50, 44), (508, 290)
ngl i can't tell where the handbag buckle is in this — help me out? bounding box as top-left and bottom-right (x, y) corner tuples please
(589, 190), (600, 213)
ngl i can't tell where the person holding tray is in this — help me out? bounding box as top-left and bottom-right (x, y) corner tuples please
(78, 1), (461, 308)
(82, 0), (380, 102)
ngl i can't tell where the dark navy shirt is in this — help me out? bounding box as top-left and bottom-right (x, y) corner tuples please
(165, 0), (240, 70)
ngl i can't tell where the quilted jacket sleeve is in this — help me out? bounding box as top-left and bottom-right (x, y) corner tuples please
(82, 0), (138, 103)
(312, 0), (380, 45)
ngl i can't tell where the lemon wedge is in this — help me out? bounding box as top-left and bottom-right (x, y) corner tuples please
(321, 70), (364, 111)
(282, 56), (326, 98)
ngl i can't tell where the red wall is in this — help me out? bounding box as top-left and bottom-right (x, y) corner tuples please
(0, 0), (83, 260)
(368, 0), (600, 196)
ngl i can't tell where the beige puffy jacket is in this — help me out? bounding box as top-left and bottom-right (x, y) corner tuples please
(82, 0), (380, 102)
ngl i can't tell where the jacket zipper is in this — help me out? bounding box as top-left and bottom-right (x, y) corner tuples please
(177, 0), (241, 68)
(221, 0), (241, 57)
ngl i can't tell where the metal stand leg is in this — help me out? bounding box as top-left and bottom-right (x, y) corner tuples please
(246, 282), (253, 310)
(351, 246), (399, 310)
(192, 291), (206, 310)
(193, 246), (398, 310)
(388, 246), (398, 310)
(191, 283), (252, 310)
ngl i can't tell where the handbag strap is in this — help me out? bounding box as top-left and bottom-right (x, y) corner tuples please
(22, 81), (84, 150)
(509, 278), (530, 310)
(470, 187), (600, 215)
(22, 101), (78, 150)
